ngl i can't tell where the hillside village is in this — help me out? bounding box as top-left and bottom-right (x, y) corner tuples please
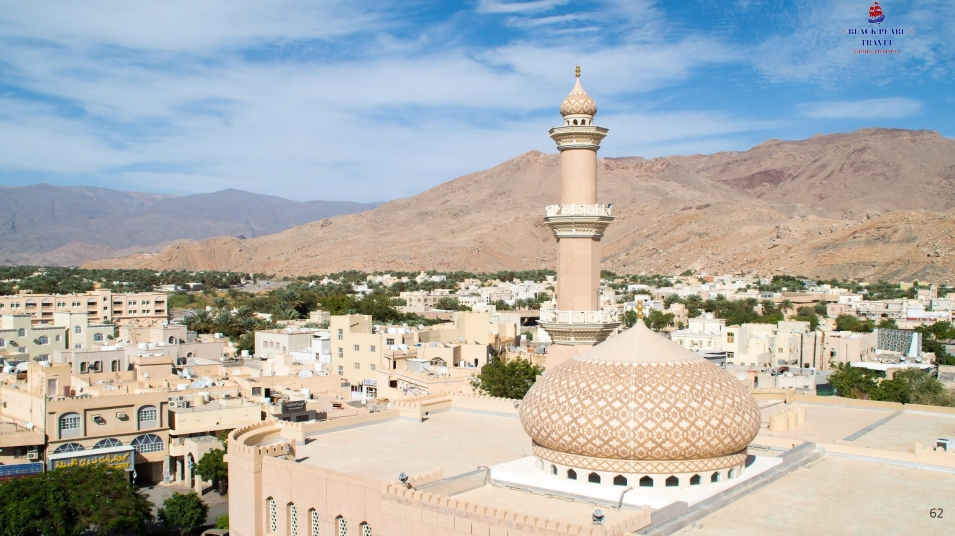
(2, 266), (953, 491)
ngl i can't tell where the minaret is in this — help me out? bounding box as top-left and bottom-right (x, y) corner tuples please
(540, 67), (619, 369)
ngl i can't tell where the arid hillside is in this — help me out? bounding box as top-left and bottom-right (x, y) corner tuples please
(86, 128), (955, 281)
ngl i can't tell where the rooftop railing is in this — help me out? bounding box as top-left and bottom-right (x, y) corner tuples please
(545, 204), (612, 217)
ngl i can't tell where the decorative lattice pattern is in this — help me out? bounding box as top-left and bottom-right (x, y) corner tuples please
(310, 509), (319, 536)
(337, 516), (347, 536)
(53, 442), (85, 454)
(268, 498), (277, 533)
(290, 504), (298, 536)
(534, 444), (747, 474)
(361, 522), (372, 536)
(93, 438), (123, 449)
(130, 433), (164, 454)
(520, 357), (760, 462)
(560, 80), (597, 116)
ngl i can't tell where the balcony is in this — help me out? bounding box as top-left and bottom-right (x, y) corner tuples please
(544, 204), (612, 217)
(539, 308), (619, 324)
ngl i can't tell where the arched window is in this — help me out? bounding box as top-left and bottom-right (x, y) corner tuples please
(566, 469), (577, 480)
(168, 336), (175, 344)
(429, 357), (446, 367)
(550, 464), (557, 475)
(711, 472), (721, 483)
(665, 475), (679, 487)
(690, 474), (702, 486)
(337, 516), (347, 536)
(93, 333), (104, 342)
(111, 360), (119, 372)
(728, 468), (736, 479)
(74, 326), (82, 334)
(53, 442), (85, 454)
(187, 352), (193, 358)
(309, 509), (319, 536)
(573, 119), (578, 125)
(289, 503), (298, 536)
(37, 336), (49, 345)
(360, 522), (372, 536)
(639, 476), (653, 487)
(80, 362), (88, 373)
(613, 475), (628, 486)
(59, 412), (81, 439)
(0, 338), (5, 347)
(268, 498), (277, 533)
(138, 405), (158, 429)
(588, 472), (601, 484)
(17, 328), (25, 337)
(130, 433), (164, 453)
(93, 438), (123, 449)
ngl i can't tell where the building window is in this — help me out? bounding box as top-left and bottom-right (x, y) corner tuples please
(338, 366), (343, 376)
(252, 387), (261, 396)
(337, 516), (347, 536)
(386, 338), (394, 346)
(55, 334), (62, 342)
(353, 363), (360, 370)
(80, 362), (88, 373)
(690, 474), (702, 486)
(289, 503), (298, 536)
(726, 333), (735, 343)
(711, 472), (721, 483)
(59, 413), (81, 439)
(0, 339), (4, 347)
(111, 360), (119, 372)
(567, 469), (577, 480)
(360, 522), (372, 536)
(665, 475), (679, 487)
(370, 364), (376, 371)
(337, 329), (343, 341)
(353, 344), (359, 352)
(726, 352), (735, 359)
(53, 442), (85, 454)
(130, 433), (164, 453)
(309, 509), (319, 536)
(17, 328), (25, 337)
(93, 333), (104, 342)
(93, 438), (123, 449)
(588, 472), (601, 484)
(36, 354), (49, 361)
(613, 475), (627, 486)
(37, 336), (49, 345)
(639, 476), (653, 487)
(338, 348), (343, 358)
(268, 498), (277, 533)
(137, 406), (158, 429)
(370, 345), (376, 352)
(74, 326), (82, 334)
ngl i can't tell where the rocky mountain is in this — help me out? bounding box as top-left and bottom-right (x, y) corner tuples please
(85, 128), (955, 281)
(0, 185), (380, 265)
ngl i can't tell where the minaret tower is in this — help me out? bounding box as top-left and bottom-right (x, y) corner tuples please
(540, 67), (619, 369)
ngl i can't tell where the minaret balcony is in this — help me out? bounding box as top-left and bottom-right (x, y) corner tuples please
(539, 308), (620, 345)
(548, 125), (608, 151)
(543, 205), (614, 239)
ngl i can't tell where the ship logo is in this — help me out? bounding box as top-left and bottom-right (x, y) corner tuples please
(868, 2), (885, 24)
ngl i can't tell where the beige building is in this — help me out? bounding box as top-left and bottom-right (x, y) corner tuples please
(0, 289), (168, 325)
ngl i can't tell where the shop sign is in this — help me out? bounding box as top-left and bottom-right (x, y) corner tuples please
(281, 400), (307, 413)
(48, 446), (135, 472)
(0, 462), (43, 481)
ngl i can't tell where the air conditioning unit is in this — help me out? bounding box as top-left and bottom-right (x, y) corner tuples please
(169, 401), (179, 408)
(180, 401), (191, 408)
(26, 452), (39, 460)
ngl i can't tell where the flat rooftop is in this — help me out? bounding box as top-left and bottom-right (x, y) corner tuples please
(759, 402), (896, 442)
(692, 456), (953, 536)
(296, 410), (529, 482)
(850, 410), (955, 452)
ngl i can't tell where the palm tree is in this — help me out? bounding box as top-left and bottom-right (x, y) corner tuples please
(272, 305), (301, 321)
(186, 310), (213, 334)
(275, 288), (302, 309)
(212, 311), (237, 335)
(211, 296), (230, 314)
(234, 305), (255, 320)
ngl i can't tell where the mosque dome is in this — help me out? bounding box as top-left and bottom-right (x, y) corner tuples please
(519, 323), (761, 475)
(559, 74), (598, 117)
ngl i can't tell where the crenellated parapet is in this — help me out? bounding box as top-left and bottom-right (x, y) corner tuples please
(381, 483), (652, 535)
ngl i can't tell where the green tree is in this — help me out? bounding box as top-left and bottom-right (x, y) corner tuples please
(211, 296), (230, 314)
(435, 297), (468, 311)
(272, 304), (301, 321)
(158, 492), (209, 536)
(643, 309), (675, 331)
(0, 465), (153, 536)
(470, 357), (543, 399)
(814, 300), (829, 317)
(827, 361), (879, 399)
(194, 449), (229, 494)
(877, 318), (899, 330)
(835, 314), (874, 333)
(622, 309), (639, 328)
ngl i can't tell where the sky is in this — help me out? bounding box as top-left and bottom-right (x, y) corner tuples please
(1, 0), (952, 202)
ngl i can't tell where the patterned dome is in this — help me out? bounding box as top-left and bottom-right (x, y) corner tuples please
(519, 323), (760, 464)
(559, 76), (597, 117)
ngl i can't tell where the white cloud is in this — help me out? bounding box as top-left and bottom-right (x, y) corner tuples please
(799, 98), (923, 119)
(476, 0), (570, 15)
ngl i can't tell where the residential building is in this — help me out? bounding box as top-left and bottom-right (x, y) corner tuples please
(0, 289), (168, 325)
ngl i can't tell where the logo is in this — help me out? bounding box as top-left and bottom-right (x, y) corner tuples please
(868, 2), (885, 24)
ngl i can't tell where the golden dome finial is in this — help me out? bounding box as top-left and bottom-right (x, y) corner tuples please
(636, 301), (644, 320)
(575, 65), (580, 78)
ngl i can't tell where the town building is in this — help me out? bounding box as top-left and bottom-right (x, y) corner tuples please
(0, 289), (169, 325)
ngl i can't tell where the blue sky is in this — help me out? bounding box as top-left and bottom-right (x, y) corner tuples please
(1, 0), (952, 202)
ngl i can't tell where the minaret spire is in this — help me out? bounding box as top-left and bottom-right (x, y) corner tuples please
(540, 67), (619, 369)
